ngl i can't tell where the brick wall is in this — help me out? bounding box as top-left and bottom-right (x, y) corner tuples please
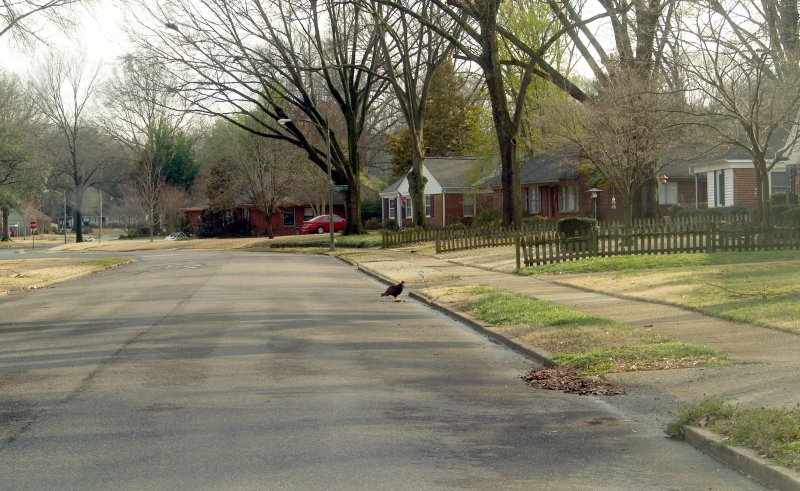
(733, 168), (758, 208)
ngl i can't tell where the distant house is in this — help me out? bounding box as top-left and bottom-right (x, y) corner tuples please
(379, 156), (499, 228)
(184, 189), (357, 236)
(690, 145), (799, 209)
(497, 145), (707, 222)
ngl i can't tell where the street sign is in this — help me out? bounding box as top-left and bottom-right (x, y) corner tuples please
(330, 184), (349, 191)
(29, 220), (37, 231)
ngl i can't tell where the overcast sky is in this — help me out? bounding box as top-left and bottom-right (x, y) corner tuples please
(0, 0), (129, 76)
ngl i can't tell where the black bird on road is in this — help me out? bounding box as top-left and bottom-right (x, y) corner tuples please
(381, 281), (405, 300)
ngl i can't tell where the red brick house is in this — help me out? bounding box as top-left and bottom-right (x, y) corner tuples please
(690, 145), (799, 208)
(378, 157), (499, 228)
(504, 145), (707, 221)
(183, 192), (348, 236)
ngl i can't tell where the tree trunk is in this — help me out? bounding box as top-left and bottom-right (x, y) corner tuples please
(755, 167), (771, 226)
(408, 144), (426, 228)
(343, 180), (363, 235)
(499, 135), (522, 226)
(74, 186), (84, 243)
(264, 210), (275, 238)
(1, 206), (10, 242)
(479, 7), (522, 227)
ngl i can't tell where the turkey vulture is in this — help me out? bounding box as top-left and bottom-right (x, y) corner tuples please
(381, 281), (405, 299)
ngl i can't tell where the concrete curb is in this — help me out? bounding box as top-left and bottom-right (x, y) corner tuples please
(338, 254), (799, 489)
(683, 426), (800, 491)
(344, 258), (555, 367)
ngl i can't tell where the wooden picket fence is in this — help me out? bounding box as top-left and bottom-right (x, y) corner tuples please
(380, 221), (557, 251)
(519, 222), (800, 267)
(434, 222), (556, 253)
(380, 215), (800, 268)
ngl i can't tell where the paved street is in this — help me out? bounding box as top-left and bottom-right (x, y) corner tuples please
(0, 252), (763, 490)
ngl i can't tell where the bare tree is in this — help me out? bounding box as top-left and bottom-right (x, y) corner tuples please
(555, 65), (688, 226)
(0, 69), (45, 240)
(679, 4), (800, 225)
(131, 0), (389, 234)
(373, 0), (596, 225)
(100, 53), (188, 241)
(1, 0), (81, 41)
(160, 184), (189, 233)
(31, 50), (117, 242)
(361, 0), (458, 228)
(233, 129), (300, 238)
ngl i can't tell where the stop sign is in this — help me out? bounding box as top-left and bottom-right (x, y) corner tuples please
(29, 220), (37, 231)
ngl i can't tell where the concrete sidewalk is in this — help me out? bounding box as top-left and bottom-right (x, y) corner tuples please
(339, 247), (800, 489)
(347, 247), (800, 409)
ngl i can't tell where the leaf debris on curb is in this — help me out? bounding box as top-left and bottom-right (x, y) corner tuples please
(522, 367), (625, 396)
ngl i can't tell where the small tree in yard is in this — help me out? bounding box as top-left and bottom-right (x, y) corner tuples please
(200, 159), (238, 237)
(230, 129), (300, 238)
(554, 65), (689, 227)
(679, 4), (800, 226)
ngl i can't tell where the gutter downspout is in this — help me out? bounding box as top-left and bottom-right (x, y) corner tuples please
(442, 191), (446, 227)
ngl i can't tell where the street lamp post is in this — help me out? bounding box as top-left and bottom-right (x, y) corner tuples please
(277, 117), (335, 251)
(586, 187), (602, 220)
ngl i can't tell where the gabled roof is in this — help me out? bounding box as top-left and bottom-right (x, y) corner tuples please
(485, 145), (582, 188)
(380, 156), (498, 196)
(519, 145), (582, 184)
(424, 156), (496, 189)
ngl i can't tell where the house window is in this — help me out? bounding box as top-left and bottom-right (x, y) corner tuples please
(283, 208), (295, 226)
(303, 207), (314, 221)
(388, 199), (397, 220)
(405, 197), (413, 219)
(463, 195), (476, 217)
(715, 170), (726, 206)
(425, 195), (434, 217)
(558, 184), (578, 212)
(771, 171), (788, 195)
(525, 186), (541, 214)
(658, 182), (679, 205)
(241, 207), (250, 222)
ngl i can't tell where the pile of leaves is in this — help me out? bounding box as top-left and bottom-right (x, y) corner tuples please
(522, 367), (625, 396)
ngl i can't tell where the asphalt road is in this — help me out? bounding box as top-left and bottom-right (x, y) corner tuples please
(0, 252), (764, 490)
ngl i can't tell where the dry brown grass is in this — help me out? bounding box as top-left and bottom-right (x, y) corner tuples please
(0, 258), (132, 295)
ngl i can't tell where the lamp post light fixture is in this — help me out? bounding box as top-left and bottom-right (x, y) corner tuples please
(586, 187), (602, 220)
(277, 117), (335, 251)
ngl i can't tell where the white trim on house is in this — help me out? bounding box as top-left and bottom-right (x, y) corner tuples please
(706, 168), (734, 208)
(692, 159), (794, 208)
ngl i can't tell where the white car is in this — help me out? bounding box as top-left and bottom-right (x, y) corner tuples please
(164, 232), (188, 241)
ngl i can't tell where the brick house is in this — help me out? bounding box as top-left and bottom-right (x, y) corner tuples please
(378, 156), (499, 228)
(183, 191), (350, 236)
(501, 145), (707, 221)
(690, 145), (799, 208)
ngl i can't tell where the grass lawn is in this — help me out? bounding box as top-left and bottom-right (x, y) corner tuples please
(518, 250), (800, 333)
(668, 397), (800, 472)
(456, 286), (725, 375)
(246, 232), (383, 251)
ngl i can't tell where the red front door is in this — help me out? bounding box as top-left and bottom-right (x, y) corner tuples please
(546, 185), (558, 218)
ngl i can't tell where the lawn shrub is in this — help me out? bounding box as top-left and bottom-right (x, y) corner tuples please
(557, 217), (597, 237)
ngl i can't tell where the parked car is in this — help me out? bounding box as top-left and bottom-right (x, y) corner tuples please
(301, 215), (346, 234)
